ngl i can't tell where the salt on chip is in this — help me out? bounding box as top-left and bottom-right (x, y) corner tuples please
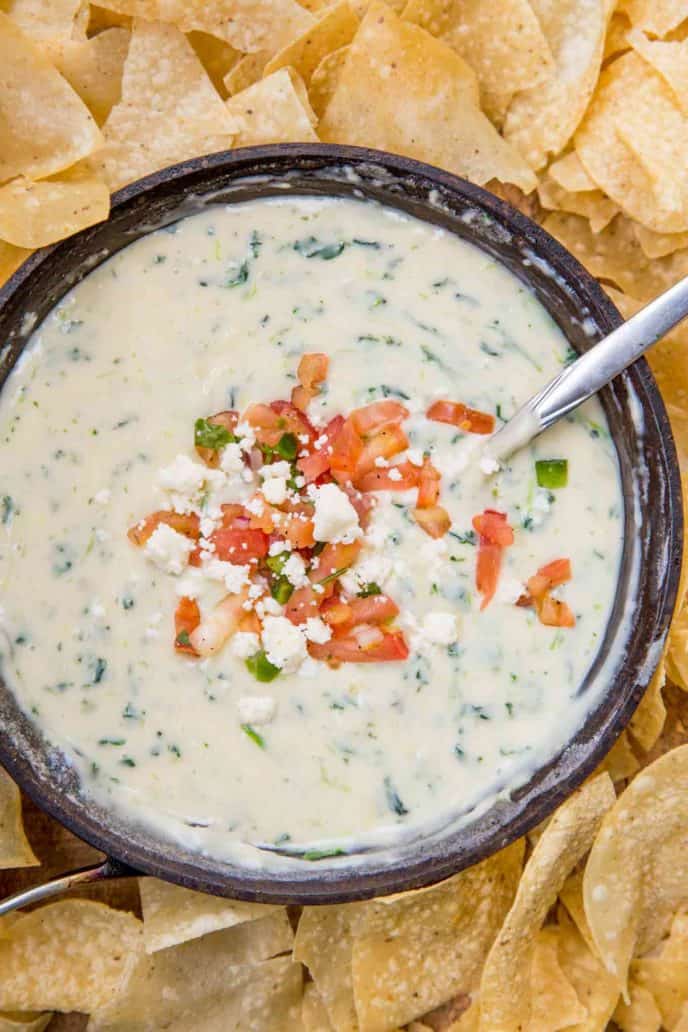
(319, 3), (536, 192)
(528, 927), (587, 1032)
(537, 175), (619, 233)
(226, 68), (318, 145)
(94, 19), (238, 191)
(294, 904), (359, 1032)
(350, 841), (524, 1030)
(559, 870), (598, 957)
(0, 900), (142, 1012)
(634, 222), (688, 259)
(309, 45), (349, 118)
(0, 173), (110, 248)
(45, 27), (130, 125)
(628, 660), (667, 752)
(90, 949), (301, 1032)
(630, 29), (688, 117)
(302, 982), (334, 1031)
(634, 956), (688, 1030)
(621, 0), (688, 38)
(478, 773), (615, 1032)
(0, 11), (102, 183)
(583, 745), (688, 994)
(264, 1), (359, 85)
(187, 31), (240, 98)
(0, 1015), (52, 1032)
(3, 0), (83, 42)
(503, 0), (609, 171)
(596, 730), (640, 782)
(138, 876), (283, 954)
(613, 980), (663, 1032)
(555, 907), (620, 1030)
(547, 151), (598, 194)
(0, 767), (38, 869)
(223, 50), (270, 95)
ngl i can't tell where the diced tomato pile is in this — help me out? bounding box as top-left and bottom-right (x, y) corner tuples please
(128, 353), (575, 672)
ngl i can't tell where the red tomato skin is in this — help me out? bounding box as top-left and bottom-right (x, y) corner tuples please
(347, 595), (399, 625)
(210, 528), (268, 563)
(349, 400), (409, 436)
(128, 510), (200, 547)
(308, 629), (409, 665)
(356, 461), (419, 493)
(426, 399), (495, 435)
(174, 596), (201, 655)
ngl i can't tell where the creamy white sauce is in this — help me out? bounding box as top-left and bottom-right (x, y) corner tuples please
(0, 197), (624, 864)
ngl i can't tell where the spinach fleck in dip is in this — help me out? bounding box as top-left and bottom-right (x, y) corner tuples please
(0, 197), (624, 862)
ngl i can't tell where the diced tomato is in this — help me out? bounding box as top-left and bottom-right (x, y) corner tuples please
(292, 353), (329, 411)
(189, 591), (247, 658)
(308, 628), (409, 666)
(246, 496), (285, 535)
(416, 456), (441, 508)
(357, 461), (420, 493)
(537, 594), (576, 628)
(238, 609), (262, 634)
(341, 481), (374, 529)
(284, 514), (316, 549)
(329, 418), (364, 484)
(350, 400), (409, 437)
(520, 557), (575, 628)
(355, 425), (409, 479)
(271, 400), (316, 443)
(298, 450), (331, 482)
(243, 403), (284, 447)
(413, 505), (451, 539)
(314, 541), (363, 583)
(128, 510), (200, 547)
(472, 509), (514, 609)
(527, 558), (572, 600)
(285, 585), (320, 625)
(196, 410), (239, 467)
(210, 528), (268, 563)
(348, 594), (399, 625)
(174, 596), (200, 655)
(219, 503), (249, 528)
(472, 509), (515, 548)
(320, 596), (353, 627)
(426, 399), (495, 435)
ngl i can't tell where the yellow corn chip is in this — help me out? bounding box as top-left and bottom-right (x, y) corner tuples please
(634, 222), (688, 259)
(556, 907), (620, 1030)
(503, 0), (608, 171)
(0, 900), (142, 1012)
(604, 10), (632, 61)
(0, 1015), (52, 1032)
(528, 926), (588, 1032)
(630, 29), (688, 117)
(559, 870), (598, 958)
(0, 11), (102, 183)
(547, 151), (598, 193)
(187, 31), (240, 98)
(309, 45), (349, 118)
(628, 660), (667, 753)
(0, 241), (31, 288)
(622, 0), (688, 38)
(583, 745), (688, 994)
(45, 28), (129, 125)
(302, 982), (334, 1031)
(0, 173), (109, 248)
(294, 904), (360, 1032)
(478, 773), (615, 1032)
(0, 767), (37, 869)
(264, 1), (359, 85)
(634, 956), (688, 1030)
(139, 876), (283, 953)
(595, 730), (641, 782)
(88, 4), (132, 31)
(223, 51), (270, 95)
(94, 19), (238, 191)
(350, 841), (524, 1030)
(538, 175), (619, 233)
(225, 68), (318, 145)
(319, 3), (536, 192)
(3, 0), (83, 42)
(614, 980), (663, 1032)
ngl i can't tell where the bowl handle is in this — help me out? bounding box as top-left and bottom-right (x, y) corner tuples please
(0, 856), (137, 917)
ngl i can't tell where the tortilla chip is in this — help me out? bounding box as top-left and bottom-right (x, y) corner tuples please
(537, 175), (619, 233)
(88, 4), (132, 32)
(613, 980), (663, 1032)
(556, 907), (620, 1030)
(604, 10), (632, 61)
(668, 599), (688, 690)
(503, 0), (609, 171)
(528, 926), (587, 1032)
(45, 27), (130, 125)
(0, 1015), (52, 1032)
(94, 19), (238, 191)
(350, 841), (524, 1030)
(94, 0), (314, 54)
(264, 1), (359, 84)
(187, 31), (240, 98)
(633, 222), (688, 259)
(630, 29), (688, 117)
(595, 730), (641, 782)
(622, 0), (688, 38)
(0, 900), (142, 1012)
(302, 983), (334, 1031)
(309, 45), (349, 117)
(319, 3), (536, 192)
(0, 173), (110, 248)
(576, 52), (688, 234)
(547, 151), (598, 193)
(90, 950), (301, 1031)
(3, 0), (83, 42)
(628, 660), (667, 752)
(478, 773), (616, 1031)
(223, 51), (270, 95)
(559, 870), (598, 958)
(138, 876), (283, 954)
(0, 11), (102, 183)
(634, 956), (688, 1030)
(0, 767), (38, 869)
(294, 905), (359, 1032)
(583, 746), (688, 994)
(225, 68), (318, 144)
(0, 241), (31, 287)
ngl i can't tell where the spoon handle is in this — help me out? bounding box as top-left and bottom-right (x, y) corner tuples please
(487, 275), (688, 462)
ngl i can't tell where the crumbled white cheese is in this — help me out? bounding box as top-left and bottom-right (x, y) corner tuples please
(94, 488), (111, 505)
(234, 422), (256, 449)
(262, 476), (288, 505)
(203, 559), (251, 594)
(220, 442), (244, 474)
(282, 553), (309, 588)
(174, 567), (206, 598)
(406, 448), (424, 467)
(230, 631), (261, 659)
(341, 553), (393, 595)
(144, 524), (194, 575)
(269, 538), (292, 556)
(315, 434), (329, 450)
(422, 611), (459, 645)
(261, 616), (308, 672)
(255, 596), (283, 618)
(387, 466), (403, 482)
(304, 616), (332, 644)
(237, 694), (276, 724)
(199, 516), (217, 538)
(245, 496), (264, 517)
(158, 454), (225, 514)
(259, 460), (291, 480)
(374, 456), (389, 468)
(311, 483), (362, 544)
(479, 454), (500, 476)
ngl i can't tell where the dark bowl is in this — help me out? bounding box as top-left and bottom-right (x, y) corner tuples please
(0, 145), (682, 904)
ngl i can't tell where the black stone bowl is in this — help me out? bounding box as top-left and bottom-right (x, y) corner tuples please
(0, 145), (682, 904)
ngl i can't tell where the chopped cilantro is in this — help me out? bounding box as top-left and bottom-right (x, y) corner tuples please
(384, 775), (409, 816)
(246, 649), (280, 683)
(293, 237), (346, 260)
(276, 432), (298, 460)
(225, 259), (249, 287)
(241, 723), (266, 748)
(194, 417), (235, 451)
(357, 582), (381, 597)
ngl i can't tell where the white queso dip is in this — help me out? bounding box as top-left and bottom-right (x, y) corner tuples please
(0, 197), (624, 864)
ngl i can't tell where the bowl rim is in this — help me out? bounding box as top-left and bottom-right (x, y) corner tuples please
(0, 143), (683, 904)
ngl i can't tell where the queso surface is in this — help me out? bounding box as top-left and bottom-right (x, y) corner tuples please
(0, 196), (624, 862)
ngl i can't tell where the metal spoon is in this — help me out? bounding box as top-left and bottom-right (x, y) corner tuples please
(483, 275), (688, 466)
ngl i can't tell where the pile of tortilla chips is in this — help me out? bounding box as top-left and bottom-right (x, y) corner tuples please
(1, 0), (688, 1028)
